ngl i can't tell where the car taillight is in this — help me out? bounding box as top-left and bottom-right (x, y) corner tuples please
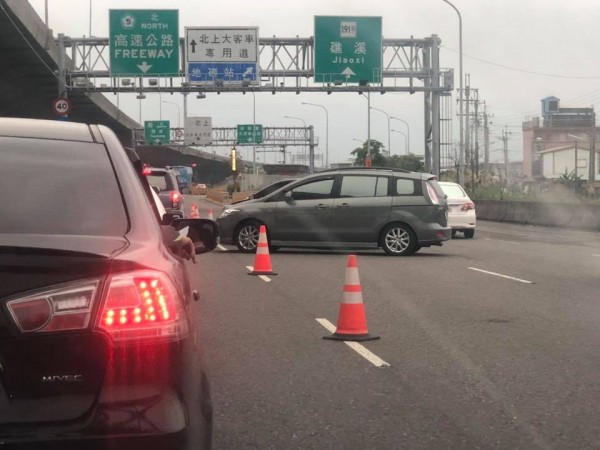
(171, 191), (180, 206)
(97, 271), (188, 342)
(7, 281), (99, 333)
(142, 168), (152, 175)
(426, 183), (440, 205)
(461, 202), (475, 211)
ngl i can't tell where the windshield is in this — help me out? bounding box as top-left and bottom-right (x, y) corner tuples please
(440, 183), (467, 198)
(0, 137), (127, 236)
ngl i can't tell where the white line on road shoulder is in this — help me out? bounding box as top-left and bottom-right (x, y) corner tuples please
(316, 318), (390, 368)
(593, 254), (600, 257)
(468, 267), (533, 284)
(484, 238), (520, 244)
(217, 244), (228, 252)
(245, 266), (271, 283)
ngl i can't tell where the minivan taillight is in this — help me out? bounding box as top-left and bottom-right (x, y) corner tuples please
(97, 271), (188, 342)
(171, 191), (180, 207)
(426, 183), (440, 205)
(7, 281), (99, 333)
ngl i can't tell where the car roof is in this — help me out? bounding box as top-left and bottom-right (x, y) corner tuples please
(314, 167), (434, 180)
(0, 118), (96, 143)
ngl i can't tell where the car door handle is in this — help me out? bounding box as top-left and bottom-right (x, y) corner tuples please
(315, 204), (329, 209)
(337, 203), (351, 209)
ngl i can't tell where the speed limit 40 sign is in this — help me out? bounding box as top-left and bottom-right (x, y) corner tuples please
(52, 97), (72, 116)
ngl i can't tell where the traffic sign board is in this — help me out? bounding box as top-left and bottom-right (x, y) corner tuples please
(237, 124), (263, 144)
(185, 27), (259, 86)
(109, 10), (179, 76)
(52, 97), (71, 116)
(314, 16), (382, 84)
(144, 120), (170, 145)
(185, 116), (212, 145)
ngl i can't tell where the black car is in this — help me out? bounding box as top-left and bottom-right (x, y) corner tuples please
(0, 118), (217, 449)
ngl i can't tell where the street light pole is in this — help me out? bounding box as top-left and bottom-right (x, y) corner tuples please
(302, 102), (329, 168)
(162, 100), (181, 128)
(370, 107), (391, 157)
(442, 0), (464, 185)
(391, 129), (408, 155)
(391, 116), (410, 154)
(252, 91), (256, 174)
(284, 115), (307, 164)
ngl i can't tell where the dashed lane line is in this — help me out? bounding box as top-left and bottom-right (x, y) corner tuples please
(468, 267), (533, 284)
(316, 318), (390, 368)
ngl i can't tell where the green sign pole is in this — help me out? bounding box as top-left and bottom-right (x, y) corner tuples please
(314, 16), (382, 84)
(110, 9), (179, 76)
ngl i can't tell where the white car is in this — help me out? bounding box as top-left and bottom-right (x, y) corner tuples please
(439, 181), (476, 238)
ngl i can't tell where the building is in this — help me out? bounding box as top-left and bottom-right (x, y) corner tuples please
(522, 96), (599, 183)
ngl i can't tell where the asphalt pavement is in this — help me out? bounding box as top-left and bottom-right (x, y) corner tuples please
(185, 195), (600, 449)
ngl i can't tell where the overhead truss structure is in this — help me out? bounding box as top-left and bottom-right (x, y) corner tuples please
(59, 34), (453, 175)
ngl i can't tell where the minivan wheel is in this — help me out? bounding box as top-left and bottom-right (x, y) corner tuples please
(234, 221), (261, 253)
(381, 223), (417, 256)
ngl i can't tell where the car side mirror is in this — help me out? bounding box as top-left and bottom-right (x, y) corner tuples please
(170, 218), (219, 254)
(284, 191), (294, 202)
(161, 212), (184, 225)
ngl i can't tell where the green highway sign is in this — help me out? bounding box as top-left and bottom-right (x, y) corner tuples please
(314, 16), (382, 84)
(110, 10), (179, 76)
(144, 120), (170, 145)
(237, 124), (263, 144)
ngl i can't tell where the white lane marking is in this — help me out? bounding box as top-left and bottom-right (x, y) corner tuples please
(246, 266), (271, 283)
(217, 244), (228, 252)
(484, 238), (520, 244)
(468, 267), (533, 284)
(316, 318), (391, 368)
(593, 254), (600, 257)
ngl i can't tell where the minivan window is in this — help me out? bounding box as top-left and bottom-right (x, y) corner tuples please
(0, 137), (128, 236)
(340, 176), (389, 198)
(290, 178), (334, 200)
(395, 178), (417, 195)
(147, 174), (169, 191)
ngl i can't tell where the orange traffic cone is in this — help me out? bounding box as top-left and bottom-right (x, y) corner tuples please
(189, 204), (200, 219)
(324, 255), (379, 342)
(207, 209), (214, 220)
(248, 225), (277, 276)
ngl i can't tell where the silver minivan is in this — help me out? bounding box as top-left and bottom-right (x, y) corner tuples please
(217, 168), (451, 256)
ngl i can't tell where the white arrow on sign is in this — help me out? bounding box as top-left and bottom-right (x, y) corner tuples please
(137, 61), (153, 73)
(341, 67), (356, 78)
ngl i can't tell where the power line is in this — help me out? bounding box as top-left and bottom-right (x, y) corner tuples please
(442, 46), (600, 80)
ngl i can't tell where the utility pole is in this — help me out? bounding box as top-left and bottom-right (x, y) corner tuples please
(464, 76), (471, 168)
(589, 110), (596, 193)
(473, 91), (480, 180)
(483, 102), (490, 174)
(499, 127), (511, 186)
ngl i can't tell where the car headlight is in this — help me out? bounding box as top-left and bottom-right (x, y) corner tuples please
(218, 208), (240, 219)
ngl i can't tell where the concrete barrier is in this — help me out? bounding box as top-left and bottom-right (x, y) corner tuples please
(476, 200), (600, 231)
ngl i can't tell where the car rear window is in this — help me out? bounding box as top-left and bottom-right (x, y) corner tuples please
(0, 137), (128, 236)
(147, 173), (170, 191)
(440, 183), (467, 198)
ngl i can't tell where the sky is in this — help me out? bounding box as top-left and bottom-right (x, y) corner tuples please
(28, 0), (600, 166)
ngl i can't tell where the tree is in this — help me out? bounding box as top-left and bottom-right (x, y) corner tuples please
(385, 154), (425, 172)
(351, 140), (386, 166)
